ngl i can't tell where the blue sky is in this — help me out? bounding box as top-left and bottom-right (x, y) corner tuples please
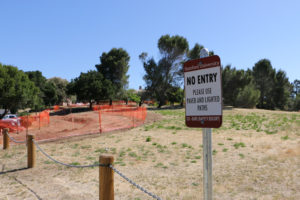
(1, 0), (299, 89)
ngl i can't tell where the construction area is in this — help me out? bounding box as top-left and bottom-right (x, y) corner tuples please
(0, 103), (147, 144)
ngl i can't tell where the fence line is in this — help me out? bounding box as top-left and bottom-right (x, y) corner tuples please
(2, 130), (162, 200)
(110, 165), (162, 200)
(5, 132), (26, 144)
(32, 139), (108, 168)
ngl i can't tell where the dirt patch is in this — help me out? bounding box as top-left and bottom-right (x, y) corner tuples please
(0, 109), (150, 144)
(0, 108), (299, 200)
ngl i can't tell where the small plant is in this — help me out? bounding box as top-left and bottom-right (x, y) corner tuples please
(152, 142), (157, 146)
(227, 138), (233, 141)
(218, 143), (224, 146)
(265, 130), (278, 135)
(129, 152), (137, 157)
(222, 148), (228, 152)
(86, 156), (94, 160)
(146, 136), (152, 142)
(72, 151), (80, 157)
(95, 148), (107, 153)
(234, 142), (246, 149)
(181, 143), (188, 148)
(195, 155), (201, 159)
(239, 153), (245, 158)
(171, 142), (177, 145)
(44, 160), (52, 164)
(213, 149), (217, 155)
(71, 143), (79, 149)
(70, 162), (80, 166)
(191, 160), (197, 163)
(192, 182), (199, 186)
(281, 135), (289, 140)
(80, 145), (91, 149)
(155, 162), (164, 168)
(119, 150), (126, 157)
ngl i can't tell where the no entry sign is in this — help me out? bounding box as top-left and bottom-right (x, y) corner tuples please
(184, 55), (222, 128)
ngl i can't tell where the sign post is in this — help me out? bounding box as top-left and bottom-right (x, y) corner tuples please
(184, 49), (222, 200)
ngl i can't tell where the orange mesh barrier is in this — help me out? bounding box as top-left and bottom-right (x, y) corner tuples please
(93, 105), (147, 132)
(53, 105), (60, 111)
(0, 104), (146, 144)
(0, 110), (50, 134)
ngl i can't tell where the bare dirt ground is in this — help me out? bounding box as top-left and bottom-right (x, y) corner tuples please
(0, 110), (147, 144)
(0, 108), (299, 200)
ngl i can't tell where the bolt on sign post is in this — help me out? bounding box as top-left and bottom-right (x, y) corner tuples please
(184, 49), (222, 200)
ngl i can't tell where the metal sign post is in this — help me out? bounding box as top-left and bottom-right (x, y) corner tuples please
(184, 48), (223, 200)
(200, 49), (213, 200)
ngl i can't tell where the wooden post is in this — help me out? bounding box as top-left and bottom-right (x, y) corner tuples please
(27, 134), (36, 168)
(98, 110), (102, 133)
(99, 154), (114, 200)
(3, 128), (9, 150)
(26, 114), (29, 136)
(39, 112), (41, 130)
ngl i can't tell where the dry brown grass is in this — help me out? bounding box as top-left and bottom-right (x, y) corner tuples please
(0, 108), (299, 200)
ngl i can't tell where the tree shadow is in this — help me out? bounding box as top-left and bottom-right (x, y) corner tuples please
(147, 105), (184, 111)
(0, 167), (28, 175)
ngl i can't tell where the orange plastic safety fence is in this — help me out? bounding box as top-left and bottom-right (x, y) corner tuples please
(53, 105), (60, 111)
(0, 110), (50, 133)
(94, 105), (147, 132)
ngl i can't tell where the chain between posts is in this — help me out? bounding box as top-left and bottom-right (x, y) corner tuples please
(110, 165), (162, 200)
(5, 132), (26, 144)
(32, 139), (108, 168)
(31, 138), (161, 200)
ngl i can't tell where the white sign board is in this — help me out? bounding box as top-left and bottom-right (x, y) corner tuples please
(184, 55), (222, 128)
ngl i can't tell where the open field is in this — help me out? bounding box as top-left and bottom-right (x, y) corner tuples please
(1, 108), (300, 200)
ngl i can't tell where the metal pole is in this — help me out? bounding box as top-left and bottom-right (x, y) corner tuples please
(203, 128), (212, 200)
(200, 48), (213, 200)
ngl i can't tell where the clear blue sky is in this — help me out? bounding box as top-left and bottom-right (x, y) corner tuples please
(1, 0), (299, 89)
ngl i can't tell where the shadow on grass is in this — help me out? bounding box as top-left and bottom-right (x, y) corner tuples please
(147, 105), (184, 111)
(0, 167), (28, 175)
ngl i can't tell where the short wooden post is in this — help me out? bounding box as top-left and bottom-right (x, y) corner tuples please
(27, 134), (36, 168)
(26, 114), (29, 136)
(3, 128), (9, 150)
(38, 112), (41, 130)
(99, 154), (114, 200)
(98, 110), (102, 133)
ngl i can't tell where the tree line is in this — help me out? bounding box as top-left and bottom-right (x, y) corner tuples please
(0, 34), (299, 118)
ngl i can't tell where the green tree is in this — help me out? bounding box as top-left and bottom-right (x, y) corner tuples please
(48, 77), (69, 104)
(222, 65), (254, 106)
(26, 71), (47, 108)
(252, 59), (276, 109)
(67, 70), (113, 109)
(292, 79), (300, 96)
(295, 94), (300, 110)
(187, 43), (214, 60)
(0, 63), (40, 118)
(126, 89), (141, 104)
(166, 86), (184, 106)
(273, 70), (291, 110)
(43, 81), (59, 106)
(26, 71), (62, 107)
(235, 84), (260, 108)
(141, 35), (189, 108)
(95, 48), (130, 100)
